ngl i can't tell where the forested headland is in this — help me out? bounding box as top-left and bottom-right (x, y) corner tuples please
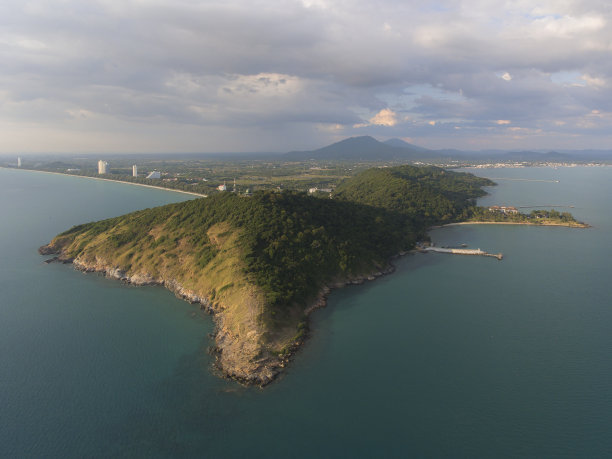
(39, 165), (583, 385)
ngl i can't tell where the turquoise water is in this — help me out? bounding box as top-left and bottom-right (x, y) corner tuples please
(1, 166), (612, 457)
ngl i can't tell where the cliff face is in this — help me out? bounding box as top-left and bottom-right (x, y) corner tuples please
(40, 225), (405, 386)
(39, 222), (291, 386)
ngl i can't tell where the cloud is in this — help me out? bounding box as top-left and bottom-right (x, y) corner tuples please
(4, 0), (612, 152)
(581, 74), (607, 88)
(369, 108), (398, 126)
(354, 108), (398, 128)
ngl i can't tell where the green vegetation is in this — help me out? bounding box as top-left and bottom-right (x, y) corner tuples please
(467, 207), (588, 227)
(334, 166), (493, 226)
(41, 163), (588, 383)
(48, 165), (494, 320)
(50, 190), (411, 319)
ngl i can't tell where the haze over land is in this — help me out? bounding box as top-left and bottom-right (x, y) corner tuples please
(4, 0), (612, 154)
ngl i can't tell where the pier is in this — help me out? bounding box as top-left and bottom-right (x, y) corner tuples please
(423, 246), (503, 260)
(487, 177), (560, 183)
(517, 205), (574, 209)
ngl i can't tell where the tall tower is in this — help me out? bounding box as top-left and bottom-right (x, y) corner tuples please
(17, 157), (21, 168)
(132, 165), (138, 177)
(233, 178), (236, 193)
(98, 160), (108, 174)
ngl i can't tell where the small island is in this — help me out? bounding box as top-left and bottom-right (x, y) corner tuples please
(39, 165), (587, 385)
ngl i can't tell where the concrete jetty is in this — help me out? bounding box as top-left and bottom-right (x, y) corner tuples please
(423, 246), (503, 260)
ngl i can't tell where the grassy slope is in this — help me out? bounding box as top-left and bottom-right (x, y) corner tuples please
(45, 191), (414, 358)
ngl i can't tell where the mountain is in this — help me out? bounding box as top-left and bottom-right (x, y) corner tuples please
(383, 138), (431, 153)
(285, 136), (428, 160)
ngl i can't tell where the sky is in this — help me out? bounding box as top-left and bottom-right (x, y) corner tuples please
(2, 0), (612, 154)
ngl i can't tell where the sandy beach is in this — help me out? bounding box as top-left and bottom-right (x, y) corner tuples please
(431, 220), (589, 229)
(2, 167), (207, 198)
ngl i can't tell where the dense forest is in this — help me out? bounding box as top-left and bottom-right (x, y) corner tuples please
(51, 165), (493, 318)
(333, 166), (493, 226)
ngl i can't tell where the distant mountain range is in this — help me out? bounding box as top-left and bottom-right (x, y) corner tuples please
(284, 136), (612, 162)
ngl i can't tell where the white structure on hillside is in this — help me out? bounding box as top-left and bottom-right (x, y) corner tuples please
(98, 160), (108, 174)
(146, 171), (161, 179)
(308, 187), (333, 194)
(17, 157), (21, 168)
(218, 181), (227, 191)
(132, 165), (138, 177)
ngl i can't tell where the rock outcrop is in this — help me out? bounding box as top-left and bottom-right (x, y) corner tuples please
(39, 242), (401, 387)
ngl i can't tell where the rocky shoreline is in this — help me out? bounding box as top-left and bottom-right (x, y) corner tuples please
(39, 242), (404, 387)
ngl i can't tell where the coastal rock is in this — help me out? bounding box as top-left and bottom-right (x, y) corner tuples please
(38, 243), (59, 255)
(42, 245), (404, 387)
(214, 326), (279, 386)
(50, 250), (279, 385)
(128, 272), (159, 285)
(106, 267), (127, 281)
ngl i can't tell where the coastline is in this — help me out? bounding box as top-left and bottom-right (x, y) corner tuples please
(38, 213), (590, 386)
(30, 164), (589, 385)
(1, 167), (207, 198)
(40, 238), (405, 387)
(38, 215), (589, 386)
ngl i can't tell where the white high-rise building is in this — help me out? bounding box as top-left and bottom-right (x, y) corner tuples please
(98, 160), (108, 174)
(132, 165), (138, 177)
(17, 157), (21, 168)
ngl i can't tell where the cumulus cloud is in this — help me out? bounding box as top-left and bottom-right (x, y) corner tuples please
(369, 108), (398, 126)
(3, 0), (612, 152)
(354, 108), (398, 128)
(581, 74), (607, 88)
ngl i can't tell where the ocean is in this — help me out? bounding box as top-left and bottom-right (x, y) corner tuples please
(1, 166), (611, 458)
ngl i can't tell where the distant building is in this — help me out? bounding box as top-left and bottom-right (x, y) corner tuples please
(98, 160), (108, 174)
(17, 157), (21, 168)
(146, 171), (161, 179)
(489, 205), (519, 214)
(218, 182), (227, 191)
(132, 165), (138, 177)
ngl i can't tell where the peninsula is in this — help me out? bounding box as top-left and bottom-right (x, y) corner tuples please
(39, 165), (585, 385)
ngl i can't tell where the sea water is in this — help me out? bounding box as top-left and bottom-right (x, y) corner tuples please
(1, 166), (611, 457)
